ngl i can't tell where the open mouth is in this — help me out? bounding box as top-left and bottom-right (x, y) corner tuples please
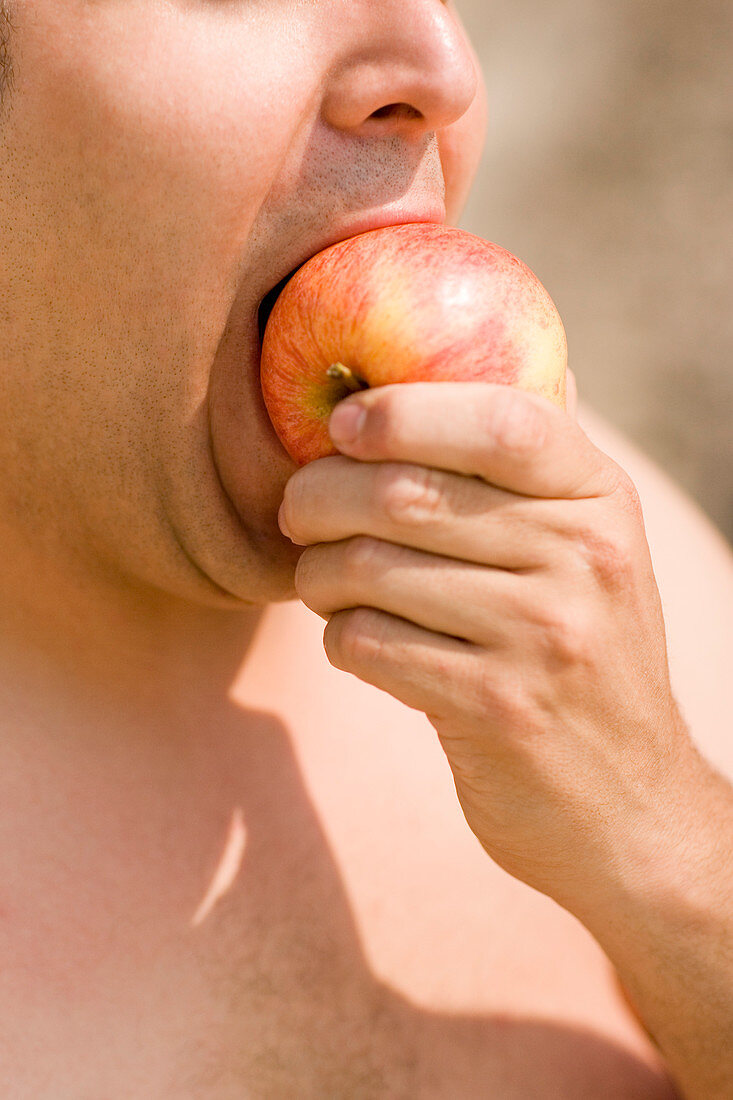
(257, 264), (305, 343)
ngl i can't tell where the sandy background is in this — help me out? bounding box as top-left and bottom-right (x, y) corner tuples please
(455, 0), (732, 544)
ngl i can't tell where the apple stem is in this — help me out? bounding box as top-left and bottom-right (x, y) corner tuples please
(327, 362), (369, 393)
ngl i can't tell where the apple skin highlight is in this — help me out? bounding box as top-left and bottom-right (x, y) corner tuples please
(260, 222), (567, 466)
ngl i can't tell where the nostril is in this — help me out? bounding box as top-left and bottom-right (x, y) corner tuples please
(370, 102), (423, 121)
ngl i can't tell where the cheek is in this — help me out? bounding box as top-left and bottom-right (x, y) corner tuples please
(13, 3), (312, 254)
(438, 42), (489, 224)
(4, 2), (321, 411)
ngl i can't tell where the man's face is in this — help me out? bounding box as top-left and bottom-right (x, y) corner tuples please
(0, 0), (487, 606)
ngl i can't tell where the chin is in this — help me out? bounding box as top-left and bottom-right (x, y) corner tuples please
(175, 530), (303, 610)
(232, 535), (302, 606)
(141, 480), (302, 610)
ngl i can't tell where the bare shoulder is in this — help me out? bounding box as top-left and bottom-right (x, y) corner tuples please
(578, 401), (733, 777)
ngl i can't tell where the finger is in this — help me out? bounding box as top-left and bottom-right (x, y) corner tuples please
(295, 535), (525, 646)
(327, 381), (621, 500)
(323, 604), (483, 720)
(280, 455), (566, 569)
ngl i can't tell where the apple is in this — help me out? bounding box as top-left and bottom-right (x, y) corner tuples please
(260, 222), (567, 466)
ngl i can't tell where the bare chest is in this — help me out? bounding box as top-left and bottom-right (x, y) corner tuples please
(1, 628), (677, 1098)
(3, 849), (676, 1099)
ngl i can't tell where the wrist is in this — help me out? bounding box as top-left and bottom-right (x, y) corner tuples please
(575, 744), (733, 968)
(576, 748), (733, 1100)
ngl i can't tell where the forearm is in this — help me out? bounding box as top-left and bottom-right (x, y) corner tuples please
(577, 746), (733, 1100)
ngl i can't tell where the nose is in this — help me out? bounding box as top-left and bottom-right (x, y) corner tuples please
(321, 0), (478, 141)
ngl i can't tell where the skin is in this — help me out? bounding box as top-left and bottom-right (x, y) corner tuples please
(0, 0), (483, 613)
(1, 0), (732, 1095)
(283, 384), (733, 1097)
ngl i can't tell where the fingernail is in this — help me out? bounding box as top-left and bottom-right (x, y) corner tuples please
(329, 402), (366, 446)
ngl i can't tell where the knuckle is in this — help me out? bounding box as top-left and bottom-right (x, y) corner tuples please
(326, 607), (385, 668)
(574, 523), (637, 592)
(487, 387), (547, 455)
(536, 602), (594, 667)
(549, 610), (593, 666)
(342, 535), (383, 580)
(467, 665), (539, 735)
(375, 463), (444, 528)
(367, 389), (412, 453)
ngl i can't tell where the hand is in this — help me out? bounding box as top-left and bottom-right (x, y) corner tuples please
(278, 379), (695, 912)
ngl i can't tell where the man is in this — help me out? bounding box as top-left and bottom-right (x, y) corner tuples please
(1, 2), (731, 1096)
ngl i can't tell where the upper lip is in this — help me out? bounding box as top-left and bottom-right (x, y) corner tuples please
(256, 201), (447, 328)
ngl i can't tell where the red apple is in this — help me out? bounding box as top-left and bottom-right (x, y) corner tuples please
(260, 222), (567, 466)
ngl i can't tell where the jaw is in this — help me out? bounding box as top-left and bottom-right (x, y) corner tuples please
(194, 296), (303, 604)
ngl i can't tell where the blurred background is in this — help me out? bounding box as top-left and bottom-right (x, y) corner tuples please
(456, 0), (732, 544)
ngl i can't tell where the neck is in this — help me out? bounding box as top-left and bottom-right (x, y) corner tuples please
(0, 519), (275, 737)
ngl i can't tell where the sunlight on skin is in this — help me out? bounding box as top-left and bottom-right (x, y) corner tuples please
(191, 807), (247, 928)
